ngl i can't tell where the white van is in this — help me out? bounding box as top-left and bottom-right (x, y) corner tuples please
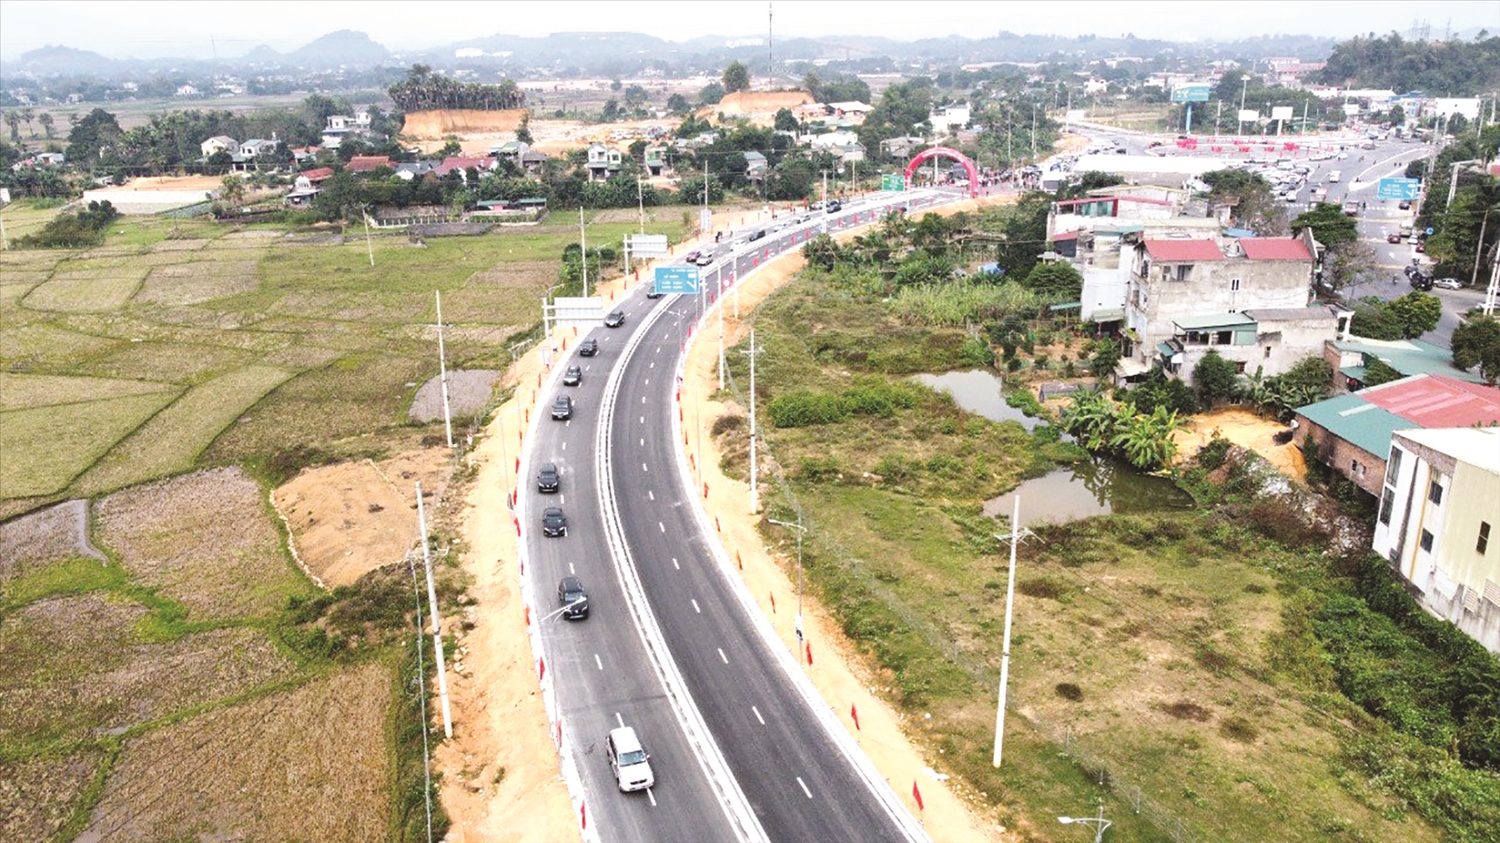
(1327, 170), (1341, 183)
(606, 726), (655, 792)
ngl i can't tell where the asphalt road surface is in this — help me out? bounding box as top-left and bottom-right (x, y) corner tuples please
(520, 189), (951, 842)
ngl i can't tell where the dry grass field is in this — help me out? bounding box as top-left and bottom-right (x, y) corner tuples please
(79, 662), (393, 843)
(0, 466), (414, 842)
(0, 205), (687, 514)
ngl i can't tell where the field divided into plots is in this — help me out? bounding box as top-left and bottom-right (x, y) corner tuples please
(0, 207), (690, 516)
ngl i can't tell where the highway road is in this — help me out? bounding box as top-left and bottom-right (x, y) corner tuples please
(519, 188), (955, 842)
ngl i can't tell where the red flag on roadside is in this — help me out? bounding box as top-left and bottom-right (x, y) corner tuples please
(912, 781), (924, 811)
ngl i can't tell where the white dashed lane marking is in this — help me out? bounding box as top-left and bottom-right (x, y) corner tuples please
(797, 777), (812, 799)
(752, 706), (765, 725)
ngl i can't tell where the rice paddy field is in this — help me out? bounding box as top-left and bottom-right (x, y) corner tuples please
(0, 204), (691, 518)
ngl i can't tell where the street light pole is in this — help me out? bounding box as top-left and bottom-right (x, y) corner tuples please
(1058, 804), (1111, 843)
(741, 329), (764, 513)
(767, 514), (806, 644)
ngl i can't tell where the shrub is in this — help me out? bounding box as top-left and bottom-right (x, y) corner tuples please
(797, 456), (842, 482)
(1197, 435), (1233, 471)
(768, 390), (848, 427)
(1055, 682), (1085, 701)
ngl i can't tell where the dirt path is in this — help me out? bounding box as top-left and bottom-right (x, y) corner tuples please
(436, 196), (1015, 841)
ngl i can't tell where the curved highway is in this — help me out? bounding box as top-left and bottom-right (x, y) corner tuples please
(521, 188), (954, 841)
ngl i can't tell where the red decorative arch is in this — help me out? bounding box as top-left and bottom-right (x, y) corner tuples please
(903, 146), (979, 197)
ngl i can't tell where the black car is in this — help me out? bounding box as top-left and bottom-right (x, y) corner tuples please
(826, 200), (842, 213)
(1398, 199), (1412, 210)
(551, 394), (574, 420)
(1409, 274), (1433, 291)
(646, 287), (664, 299)
(748, 229), (767, 242)
(562, 365), (582, 386)
(578, 338), (599, 356)
(541, 506), (568, 537)
(536, 462), (560, 493)
(558, 576), (589, 619)
(604, 310), (626, 328)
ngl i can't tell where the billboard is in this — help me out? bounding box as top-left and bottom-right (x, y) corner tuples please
(653, 266), (700, 295)
(1270, 106), (1295, 121)
(625, 233), (668, 258)
(1377, 178), (1422, 201)
(1237, 109), (1260, 122)
(880, 173), (905, 191)
(1171, 83), (1212, 103)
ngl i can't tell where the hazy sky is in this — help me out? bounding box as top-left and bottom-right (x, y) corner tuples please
(1, 0), (1493, 60)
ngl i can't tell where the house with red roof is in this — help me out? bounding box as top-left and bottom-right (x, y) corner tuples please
(1120, 229), (1345, 383)
(1293, 374), (1500, 497)
(433, 156), (494, 180)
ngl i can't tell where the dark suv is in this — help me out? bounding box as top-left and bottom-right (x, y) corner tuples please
(578, 338), (599, 356)
(563, 365), (582, 386)
(551, 394), (574, 420)
(558, 576), (589, 619)
(536, 462), (560, 493)
(604, 310), (626, 328)
(542, 506), (568, 537)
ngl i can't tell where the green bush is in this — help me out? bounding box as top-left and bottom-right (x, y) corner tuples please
(768, 390), (849, 427)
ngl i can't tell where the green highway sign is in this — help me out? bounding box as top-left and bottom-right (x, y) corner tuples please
(881, 173), (905, 191)
(1171, 83), (1211, 103)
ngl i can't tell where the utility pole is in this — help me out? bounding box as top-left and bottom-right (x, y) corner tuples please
(1238, 73), (1250, 136)
(578, 206), (588, 298)
(637, 172), (645, 233)
(435, 291), (453, 449)
(994, 496), (1029, 767)
(1472, 209), (1489, 289)
(415, 481), (452, 738)
(741, 329), (764, 513)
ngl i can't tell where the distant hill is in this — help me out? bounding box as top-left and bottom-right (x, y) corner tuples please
(14, 44), (116, 75)
(285, 30), (391, 67)
(240, 44), (283, 64)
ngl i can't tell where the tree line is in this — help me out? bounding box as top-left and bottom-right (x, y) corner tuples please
(387, 65), (524, 112)
(1314, 32), (1500, 96)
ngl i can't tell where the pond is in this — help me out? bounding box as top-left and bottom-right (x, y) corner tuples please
(913, 370), (1041, 430)
(916, 368), (1193, 524)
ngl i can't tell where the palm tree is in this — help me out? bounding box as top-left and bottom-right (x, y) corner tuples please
(38, 112), (55, 139)
(4, 111), (20, 142)
(21, 107), (35, 137)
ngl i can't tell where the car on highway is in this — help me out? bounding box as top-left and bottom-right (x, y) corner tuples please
(826, 201), (842, 213)
(748, 229), (767, 242)
(1399, 199), (1412, 210)
(695, 250), (716, 266)
(562, 365), (582, 386)
(606, 726), (654, 791)
(604, 310), (626, 328)
(558, 576), (589, 619)
(683, 250), (701, 263)
(578, 338), (599, 356)
(541, 505), (568, 537)
(1387, 232), (1403, 243)
(536, 461), (560, 493)
(1433, 278), (1463, 290)
(646, 286), (664, 299)
(551, 394), (574, 420)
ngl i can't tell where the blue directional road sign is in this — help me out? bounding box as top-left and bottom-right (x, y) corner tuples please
(653, 265), (700, 294)
(1377, 177), (1421, 201)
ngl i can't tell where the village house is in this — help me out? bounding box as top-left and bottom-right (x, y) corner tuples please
(1373, 426), (1500, 654)
(585, 143), (623, 181)
(199, 135), (237, 158)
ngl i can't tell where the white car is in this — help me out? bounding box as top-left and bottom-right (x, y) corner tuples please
(1433, 278), (1463, 290)
(606, 726), (655, 791)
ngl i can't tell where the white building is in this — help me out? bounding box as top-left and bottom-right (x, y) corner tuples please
(1374, 427), (1500, 653)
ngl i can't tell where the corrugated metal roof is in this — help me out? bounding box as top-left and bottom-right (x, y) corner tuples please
(1297, 394), (1414, 456)
(1362, 375), (1500, 428)
(1335, 337), (1484, 382)
(1173, 312), (1257, 330)
(1145, 239), (1223, 261)
(1244, 306), (1335, 321)
(1240, 237), (1311, 260)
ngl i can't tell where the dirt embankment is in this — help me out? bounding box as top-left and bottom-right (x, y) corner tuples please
(401, 109), (528, 140)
